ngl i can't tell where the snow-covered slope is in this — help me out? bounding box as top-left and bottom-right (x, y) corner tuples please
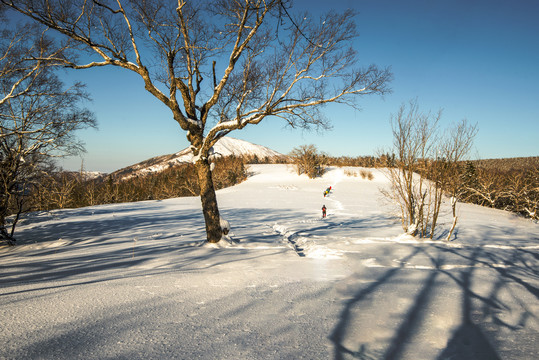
(110, 137), (285, 180)
(171, 136), (284, 163)
(1, 165), (538, 359)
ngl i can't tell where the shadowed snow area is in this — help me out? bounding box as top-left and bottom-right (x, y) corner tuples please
(1, 164), (538, 359)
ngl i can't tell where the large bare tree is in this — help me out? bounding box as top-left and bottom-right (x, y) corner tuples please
(3, 0), (392, 243)
(0, 10), (96, 244)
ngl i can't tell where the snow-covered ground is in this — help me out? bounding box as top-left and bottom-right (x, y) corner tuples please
(1, 164), (538, 359)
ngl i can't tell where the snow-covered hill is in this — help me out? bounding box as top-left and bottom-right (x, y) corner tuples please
(110, 137), (285, 180)
(1, 165), (538, 359)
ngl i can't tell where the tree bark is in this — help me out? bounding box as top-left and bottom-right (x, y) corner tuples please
(195, 158), (222, 243)
(446, 196), (458, 241)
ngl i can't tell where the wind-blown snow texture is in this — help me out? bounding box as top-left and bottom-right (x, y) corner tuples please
(1, 165), (538, 359)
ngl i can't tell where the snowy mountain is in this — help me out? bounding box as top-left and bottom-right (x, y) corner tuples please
(110, 137), (286, 180)
(2, 164), (538, 359)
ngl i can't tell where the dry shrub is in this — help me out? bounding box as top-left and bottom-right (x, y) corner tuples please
(359, 169), (374, 180)
(290, 145), (327, 179)
(343, 168), (374, 180)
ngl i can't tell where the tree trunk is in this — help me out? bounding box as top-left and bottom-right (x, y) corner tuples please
(446, 196), (458, 241)
(196, 158), (222, 243)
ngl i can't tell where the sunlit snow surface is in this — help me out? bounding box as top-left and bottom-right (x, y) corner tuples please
(1, 165), (538, 359)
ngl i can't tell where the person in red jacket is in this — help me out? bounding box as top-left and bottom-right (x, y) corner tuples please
(322, 205), (327, 218)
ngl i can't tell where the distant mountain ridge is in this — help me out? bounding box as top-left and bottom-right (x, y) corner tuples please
(110, 137), (285, 180)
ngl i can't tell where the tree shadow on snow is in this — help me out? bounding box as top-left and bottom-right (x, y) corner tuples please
(2, 281), (339, 359)
(0, 206), (305, 296)
(329, 232), (539, 360)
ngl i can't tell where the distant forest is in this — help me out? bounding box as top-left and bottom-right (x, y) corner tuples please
(455, 157), (538, 219)
(8, 155), (538, 223)
(30, 156), (250, 211)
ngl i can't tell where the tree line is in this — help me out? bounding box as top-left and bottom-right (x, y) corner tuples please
(22, 156), (248, 212)
(456, 158), (538, 220)
(1, 156), (248, 244)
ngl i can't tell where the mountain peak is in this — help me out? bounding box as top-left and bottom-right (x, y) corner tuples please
(174, 137), (283, 160)
(110, 137), (285, 180)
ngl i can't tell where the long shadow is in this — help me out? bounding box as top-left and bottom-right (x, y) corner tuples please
(3, 280), (339, 360)
(330, 235), (539, 360)
(433, 244), (539, 301)
(3, 199), (538, 358)
(0, 206), (304, 296)
(430, 243), (536, 359)
(308, 214), (399, 234)
(435, 238), (538, 358)
(437, 247), (501, 360)
(329, 246), (423, 360)
(382, 252), (444, 360)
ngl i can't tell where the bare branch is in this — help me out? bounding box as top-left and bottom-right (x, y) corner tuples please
(2, 0), (392, 243)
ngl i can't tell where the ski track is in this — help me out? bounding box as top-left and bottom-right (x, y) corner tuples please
(271, 183), (538, 269)
(271, 185), (361, 259)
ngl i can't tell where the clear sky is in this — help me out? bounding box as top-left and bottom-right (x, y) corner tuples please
(57, 0), (539, 173)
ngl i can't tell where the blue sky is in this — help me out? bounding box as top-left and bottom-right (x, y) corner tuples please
(58, 0), (539, 172)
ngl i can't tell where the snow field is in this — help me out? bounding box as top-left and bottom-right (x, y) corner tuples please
(1, 164), (538, 359)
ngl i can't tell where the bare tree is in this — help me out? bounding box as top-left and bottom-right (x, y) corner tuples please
(382, 100), (476, 239)
(381, 100), (440, 236)
(3, 0), (391, 242)
(460, 161), (538, 220)
(438, 119), (477, 239)
(0, 12), (96, 244)
(465, 168), (503, 207)
(499, 169), (538, 220)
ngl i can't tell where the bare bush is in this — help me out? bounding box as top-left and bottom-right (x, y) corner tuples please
(360, 169), (374, 180)
(290, 145), (327, 179)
